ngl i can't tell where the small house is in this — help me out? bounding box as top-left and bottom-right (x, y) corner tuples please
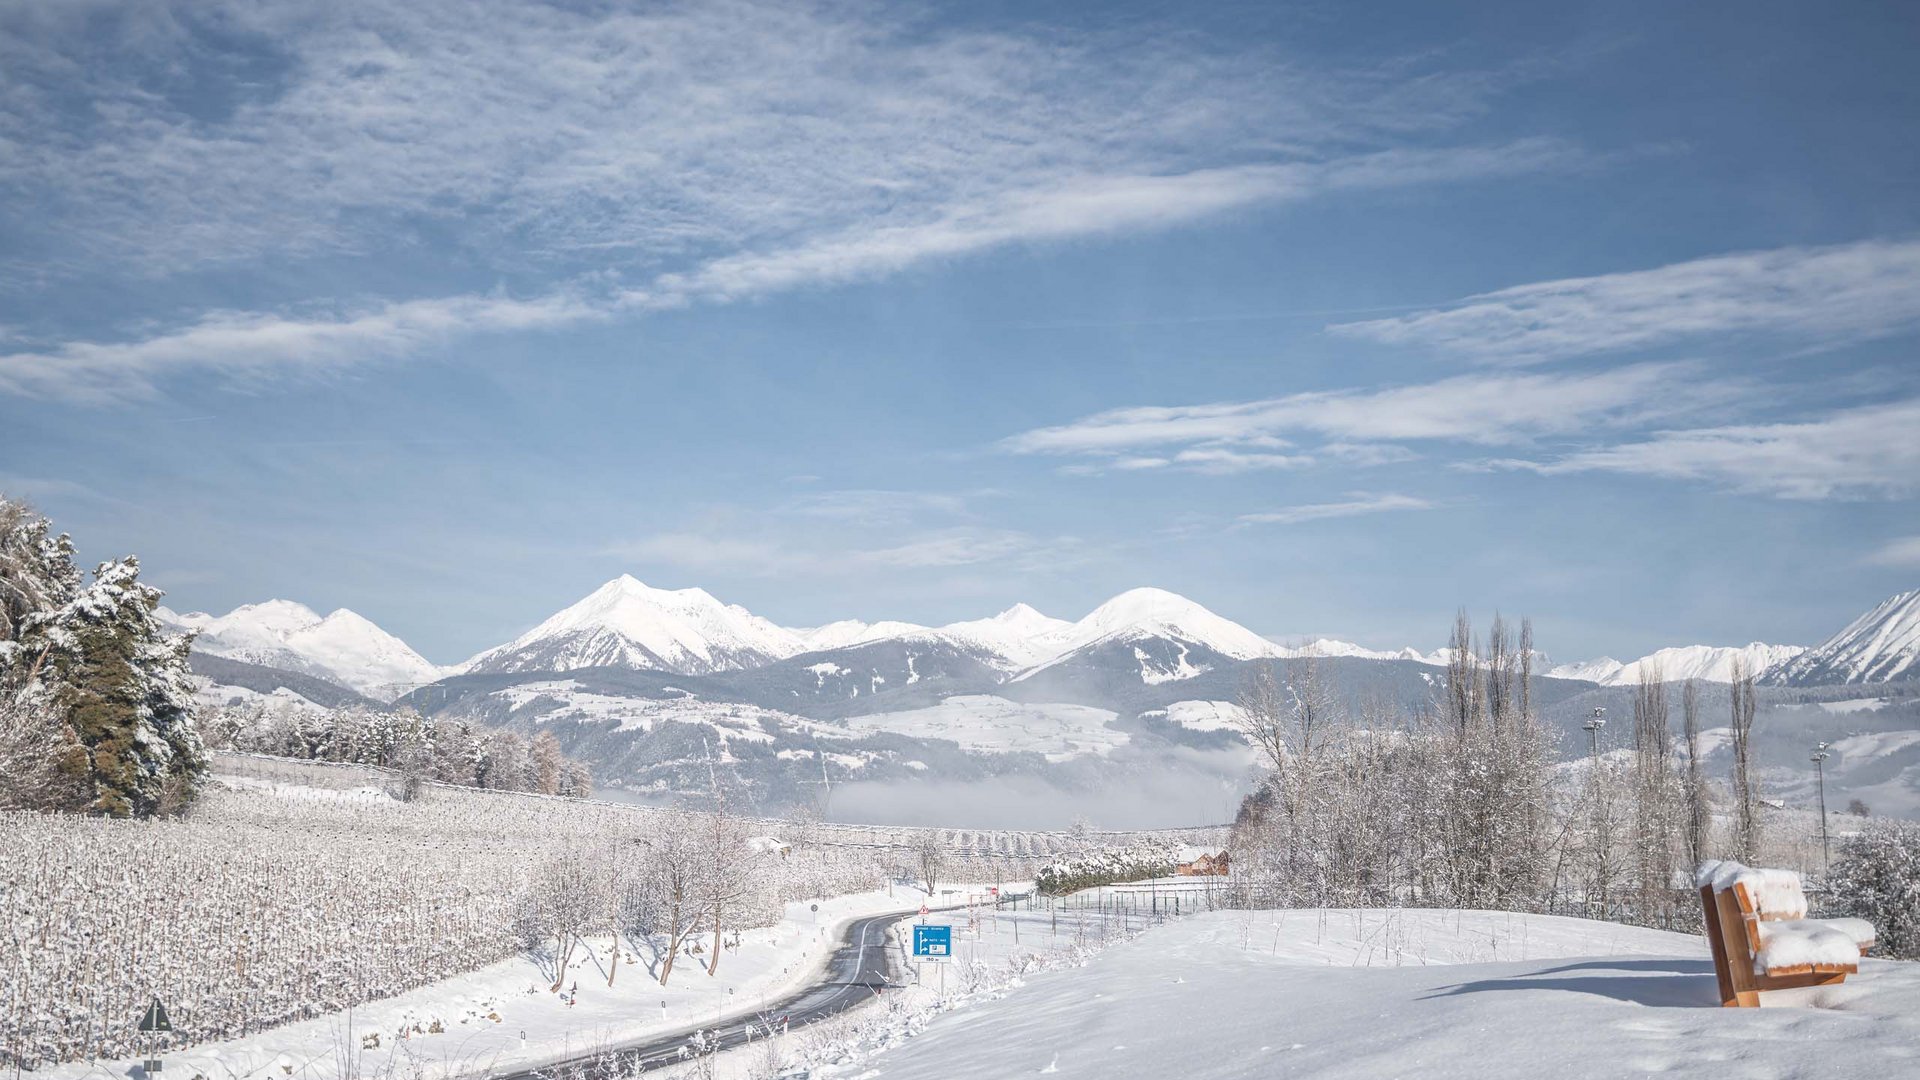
(1175, 847), (1229, 877)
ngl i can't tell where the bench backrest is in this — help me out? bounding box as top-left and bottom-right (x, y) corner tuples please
(1695, 859), (1807, 920)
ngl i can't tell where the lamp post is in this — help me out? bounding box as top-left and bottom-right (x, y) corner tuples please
(1583, 707), (1607, 759)
(1811, 744), (1832, 873)
(1581, 707), (1609, 919)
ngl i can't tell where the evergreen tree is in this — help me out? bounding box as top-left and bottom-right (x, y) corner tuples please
(41, 557), (207, 817)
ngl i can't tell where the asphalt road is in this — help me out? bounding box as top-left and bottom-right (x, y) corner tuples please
(495, 909), (909, 1079)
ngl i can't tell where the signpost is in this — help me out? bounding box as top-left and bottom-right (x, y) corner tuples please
(139, 997), (171, 1075)
(911, 924), (952, 959)
(912, 923), (953, 995)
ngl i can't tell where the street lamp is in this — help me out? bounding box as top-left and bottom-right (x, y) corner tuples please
(1583, 707), (1607, 759)
(1811, 744), (1832, 873)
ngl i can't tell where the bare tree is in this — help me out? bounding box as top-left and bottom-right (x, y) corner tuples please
(915, 832), (945, 896)
(1728, 658), (1760, 861)
(1445, 610), (1482, 740)
(520, 845), (600, 992)
(637, 823), (711, 987)
(1680, 679), (1709, 867)
(0, 690), (88, 812)
(1232, 663), (1290, 778)
(1631, 664), (1677, 922)
(698, 807), (759, 978)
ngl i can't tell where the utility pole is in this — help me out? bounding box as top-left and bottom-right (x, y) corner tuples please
(1584, 707), (1607, 759)
(1811, 744), (1832, 873)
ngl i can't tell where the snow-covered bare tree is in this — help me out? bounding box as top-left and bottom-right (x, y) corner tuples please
(1631, 664), (1680, 923)
(1728, 658), (1760, 861)
(1680, 679), (1709, 868)
(915, 832), (945, 896)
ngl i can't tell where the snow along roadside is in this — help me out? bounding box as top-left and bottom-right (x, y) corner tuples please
(33, 887), (995, 1080)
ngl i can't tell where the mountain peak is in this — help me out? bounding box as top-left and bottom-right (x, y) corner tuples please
(1766, 588), (1920, 686)
(464, 577), (804, 676)
(167, 597), (439, 699)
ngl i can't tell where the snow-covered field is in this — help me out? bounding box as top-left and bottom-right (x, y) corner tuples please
(835, 696), (1127, 761)
(798, 908), (1920, 1080)
(29, 889), (953, 1080)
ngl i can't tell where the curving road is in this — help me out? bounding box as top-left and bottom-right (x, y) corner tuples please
(496, 910), (910, 1079)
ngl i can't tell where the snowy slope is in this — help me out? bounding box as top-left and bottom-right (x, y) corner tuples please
(462, 575), (807, 675)
(1550, 642), (1806, 686)
(848, 909), (1920, 1080)
(161, 601), (443, 699)
(1767, 589), (1920, 686)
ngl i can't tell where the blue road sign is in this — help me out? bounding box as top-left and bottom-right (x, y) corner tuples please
(912, 924), (952, 958)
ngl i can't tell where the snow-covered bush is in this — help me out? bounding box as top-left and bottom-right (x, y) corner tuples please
(1823, 820), (1920, 959)
(1035, 845), (1176, 895)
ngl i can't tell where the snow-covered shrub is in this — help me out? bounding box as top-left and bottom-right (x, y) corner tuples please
(1823, 820), (1920, 959)
(1035, 845), (1176, 895)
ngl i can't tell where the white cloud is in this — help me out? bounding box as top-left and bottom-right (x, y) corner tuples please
(1865, 536), (1920, 567)
(606, 524), (1076, 577)
(0, 291), (597, 402)
(0, 0), (1516, 273)
(1239, 492), (1434, 525)
(1003, 364), (1706, 463)
(0, 0), (1583, 400)
(1331, 239), (1920, 364)
(1494, 399), (1920, 500)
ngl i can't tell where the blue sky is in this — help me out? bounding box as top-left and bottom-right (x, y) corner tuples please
(2, 0), (1917, 665)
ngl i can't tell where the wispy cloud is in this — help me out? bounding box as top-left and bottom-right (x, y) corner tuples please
(1239, 492), (1434, 525)
(0, 291), (598, 402)
(0, 2), (1537, 276)
(0, 142), (1578, 402)
(0, 0), (1585, 401)
(1003, 363), (1710, 471)
(1487, 399), (1920, 500)
(1330, 239), (1920, 364)
(1864, 535), (1920, 567)
(607, 525), (1078, 577)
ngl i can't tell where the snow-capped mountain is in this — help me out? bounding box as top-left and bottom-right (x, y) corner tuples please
(1547, 642), (1807, 687)
(927, 604), (1076, 669)
(791, 619), (933, 652)
(1013, 587), (1286, 684)
(1766, 589), (1920, 686)
(160, 600), (444, 699)
(462, 575), (807, 676)
(1279, 638), (1446, 666)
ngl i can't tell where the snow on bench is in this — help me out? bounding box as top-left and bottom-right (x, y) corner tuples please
(1695, 860), (1875, 1007)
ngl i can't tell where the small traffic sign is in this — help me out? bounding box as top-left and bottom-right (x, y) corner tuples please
(912, 924), (952, 959)
(139, 998), (172, 1033)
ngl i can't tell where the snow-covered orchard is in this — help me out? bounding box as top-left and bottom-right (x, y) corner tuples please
(0, 764), (897, 1070)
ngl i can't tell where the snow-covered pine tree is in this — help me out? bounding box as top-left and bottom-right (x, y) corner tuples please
(41, 557), (207, 817)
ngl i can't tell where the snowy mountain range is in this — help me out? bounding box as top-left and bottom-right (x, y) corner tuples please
(460, 577), (1351, 683)
(1545, 642), (1809, 687)
(169, 579), (1920, 702)
(1765, 589), (1920, 686)
(159, 600), (445, 700)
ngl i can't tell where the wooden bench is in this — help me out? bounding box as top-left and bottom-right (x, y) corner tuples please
(1696, 860), (1875, 1007)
